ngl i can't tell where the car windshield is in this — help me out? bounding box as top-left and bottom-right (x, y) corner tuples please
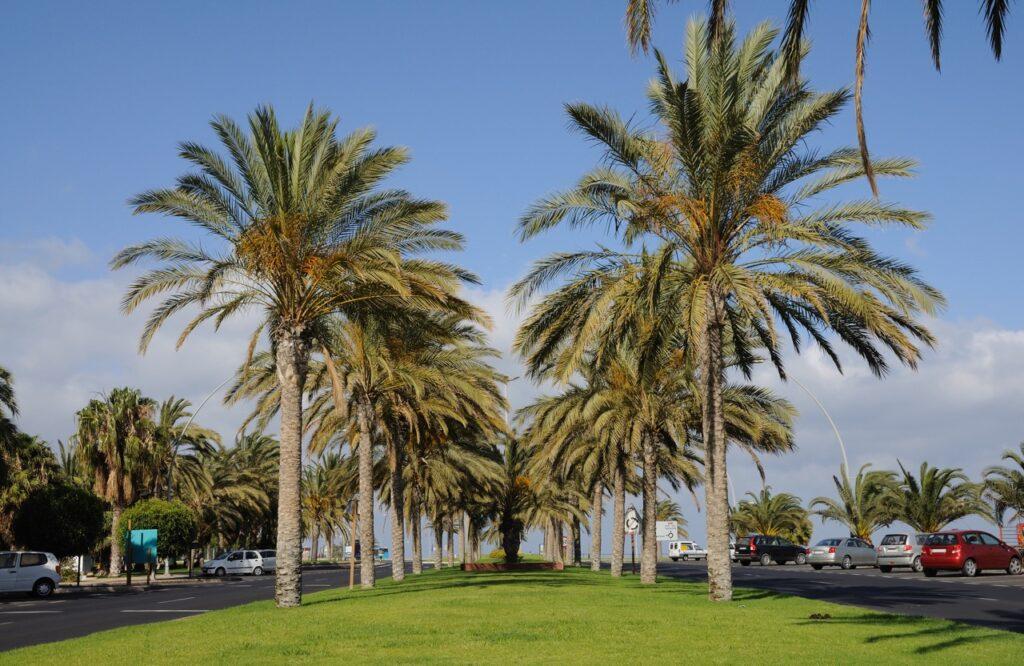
(880, 535), (907, 546)
(927, 534), (958, 546)
(815, 539), (842, 547)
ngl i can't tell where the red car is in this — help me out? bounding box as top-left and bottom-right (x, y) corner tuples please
(920, 530), (1023, 577)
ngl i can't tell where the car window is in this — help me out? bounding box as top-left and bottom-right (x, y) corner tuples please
(815, 538), (841, 547)
(845, 539), (857, 547)
(859, 539), (871, 548)
(927, 533), (957, 546)
(963, 533), (981, 545)
(246, 551), (258, 559)
(915, 535), (929, 546)
(19, 553), (46, 567)
(880, 535), (907, 546)
(979, 533), (1000, 546)
(227, 552), (243, 561)
(0, 552), (16, 568)
(778, 538), (792, 546)
(260, 550), (275, 558)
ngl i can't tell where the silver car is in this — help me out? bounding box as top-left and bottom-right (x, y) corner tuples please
(876, 533), (929, 573)
(202, 549), (274, 577)
(807, 537), (877, 570)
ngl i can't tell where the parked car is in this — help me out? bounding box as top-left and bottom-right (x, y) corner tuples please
(807, 537), (876, 570)
(669, 541), (707, 561)
(921, 530), (1024, 578)
(0, 551), (61, 597)
(202, 549), (273, 577)
(729, 542), (737, 562)
(876, 533), (930, 573)
(735, 535), (807, 566)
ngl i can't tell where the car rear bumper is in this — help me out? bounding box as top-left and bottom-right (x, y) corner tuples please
(920, 554), (964, 570)
(807, 553), (838, 565)
(877, 554), (915, 567)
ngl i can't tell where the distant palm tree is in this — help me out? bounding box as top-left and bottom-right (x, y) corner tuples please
(809, 464), (896, 543)
(983, 443), (1024, 525)
(896, 461), (984, 533)
(301, 452), (354, 562)
(731, 487), (810, 546)
(113, 104), (465, 607)
(147, 397), (219, 499)
(75, 388), (156, 574)
(514, 20), (941, 600)
(624, 0), (1013, 196)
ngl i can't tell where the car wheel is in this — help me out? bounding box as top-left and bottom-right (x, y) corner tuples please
(682, 555), (688, 561)
(32, 578), (55, 598)
(759, 553), (772, 566)
(911, 556), (923, 573)
(923, 568), (937, 577)
(961, 559), (978, 577)
(878, 565), (893, 573)
(252, 566), (264, 577)
(215, 567), (226, 577)
(670, 557), (678, 562)
(740, 560), (751, 567)
(840, 556), (853, 570)
(811, 564), (823, 570)
(796, 553), (807, 565)
(1006, 557), (1022, 576)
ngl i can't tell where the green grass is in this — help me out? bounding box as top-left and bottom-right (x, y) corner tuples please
(5, 569), (1023, 664)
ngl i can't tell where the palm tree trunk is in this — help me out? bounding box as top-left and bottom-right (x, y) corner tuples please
(356, 401), (375, 589)
(411, 504), (423, 575)
(109, 503), (123, 576)
(640, 437), (658, 584)
(611, 466), (625, 577)
(573, 514), (582, 566)
(703, 295), (732, 601)
(590, 481), (603, 571)
(433, 524), (443, 570)
(460, 511), (469, 565)
(348, 506), (357, 590)
(447, 529), (455, 568)
(311, 527), (319, 563)
(274, 332), (308, 608)
(388, 442), (405, 582)
(552, 521), (564, 565)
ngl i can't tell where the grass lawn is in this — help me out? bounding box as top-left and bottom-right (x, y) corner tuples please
(5, 569), (1023, 664)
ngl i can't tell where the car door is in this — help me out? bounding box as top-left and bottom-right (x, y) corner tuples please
(777, 537), (795, 561)
(225, 551), (245, 573)
(0, 552), (18, 592)
(16, 552), (47, 590)
(857, 539), (875, 564)
(244, 551), (259, 573)
(978, 532), (1005, 568)
(961, 532), (984, 568)
(260, 550), (276, 571)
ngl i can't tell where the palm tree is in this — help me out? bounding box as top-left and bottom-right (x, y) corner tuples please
(984, 443), (1024, 526)
(624, 1), (1013, 197)
(301, 452), (354, 562)
(896, 462), (984, 533)
(0, 366), (16, 450)
(74, 388), (156, 574)
(513, 20), (940, 600)
(731, 487), (810, 546)
(112, 105), (467, 607)
(809, 464), (896, 542)
(147, 397), (219, 500)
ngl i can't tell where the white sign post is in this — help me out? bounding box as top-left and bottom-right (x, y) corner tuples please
(624, 507), (640, 535)
(656, 520), (678, 542)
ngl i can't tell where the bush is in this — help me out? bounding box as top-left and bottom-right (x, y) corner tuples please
(12, 482), (106, 557)
(117, 499), (196, 557)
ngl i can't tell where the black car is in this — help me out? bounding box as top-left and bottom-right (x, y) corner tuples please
(734, 535), (807, 566)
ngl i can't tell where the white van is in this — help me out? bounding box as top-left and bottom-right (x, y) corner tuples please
(668, 541), (707, 561)
(0, 551), (61, 597)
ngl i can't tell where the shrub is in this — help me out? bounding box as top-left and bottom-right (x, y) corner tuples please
(117, 499), (196, 557)
(12, 482), (106, 557)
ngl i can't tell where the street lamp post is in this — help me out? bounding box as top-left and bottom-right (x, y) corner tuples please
(789, 375), (851, 479)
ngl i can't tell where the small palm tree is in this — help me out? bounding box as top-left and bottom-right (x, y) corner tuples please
(809, 464), (896, 542)
(75, 388), (157, 574)
(896, 462), (984, 533)
(984, 443), (1024, 525)
(731, 487), (810, 546)
(113, 104), (464, 607)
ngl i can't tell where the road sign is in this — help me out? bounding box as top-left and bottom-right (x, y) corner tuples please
(128, 529), (158, 565)
(624, 507), (640, 535)
(656, 520), (678, 541)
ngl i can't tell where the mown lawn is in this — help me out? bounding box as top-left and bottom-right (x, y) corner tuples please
(5, 568), (1023, 664)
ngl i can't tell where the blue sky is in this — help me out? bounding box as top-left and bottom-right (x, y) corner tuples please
(1, 1), (1021, 548)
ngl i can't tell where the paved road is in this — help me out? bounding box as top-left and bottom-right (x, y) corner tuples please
(661, 560), (1024, 632)
(0, 565), (385, 653)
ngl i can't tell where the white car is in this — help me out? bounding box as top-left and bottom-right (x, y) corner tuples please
(202, 549), (275, 577)
(669, 541), (707, 561)
(0, 551), (61, 597)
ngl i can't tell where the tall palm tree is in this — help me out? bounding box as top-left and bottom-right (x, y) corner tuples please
(896, 461), (984, 533)
(809, 463), (896, 542)
(513, 20), (940, 600)
(0, 365), (16, 451)
(984, 443), (1024, 526)
(731, 487), (810, 545)
(624, 1), (1013, 196)
(112, 105), (466, 607)
(74, 388), (156, 574)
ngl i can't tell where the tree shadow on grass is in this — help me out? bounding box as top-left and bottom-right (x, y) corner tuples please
(793, 613), (1021, 655)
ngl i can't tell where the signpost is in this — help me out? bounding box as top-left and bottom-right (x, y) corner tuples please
(625, 507), (640, 574)
(656, 520), (678, 542)
(128, 528), (158, 585)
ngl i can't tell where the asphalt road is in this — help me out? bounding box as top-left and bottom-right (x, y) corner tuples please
(0, 564), (385, 653)
(661, 560), (1024, 633)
